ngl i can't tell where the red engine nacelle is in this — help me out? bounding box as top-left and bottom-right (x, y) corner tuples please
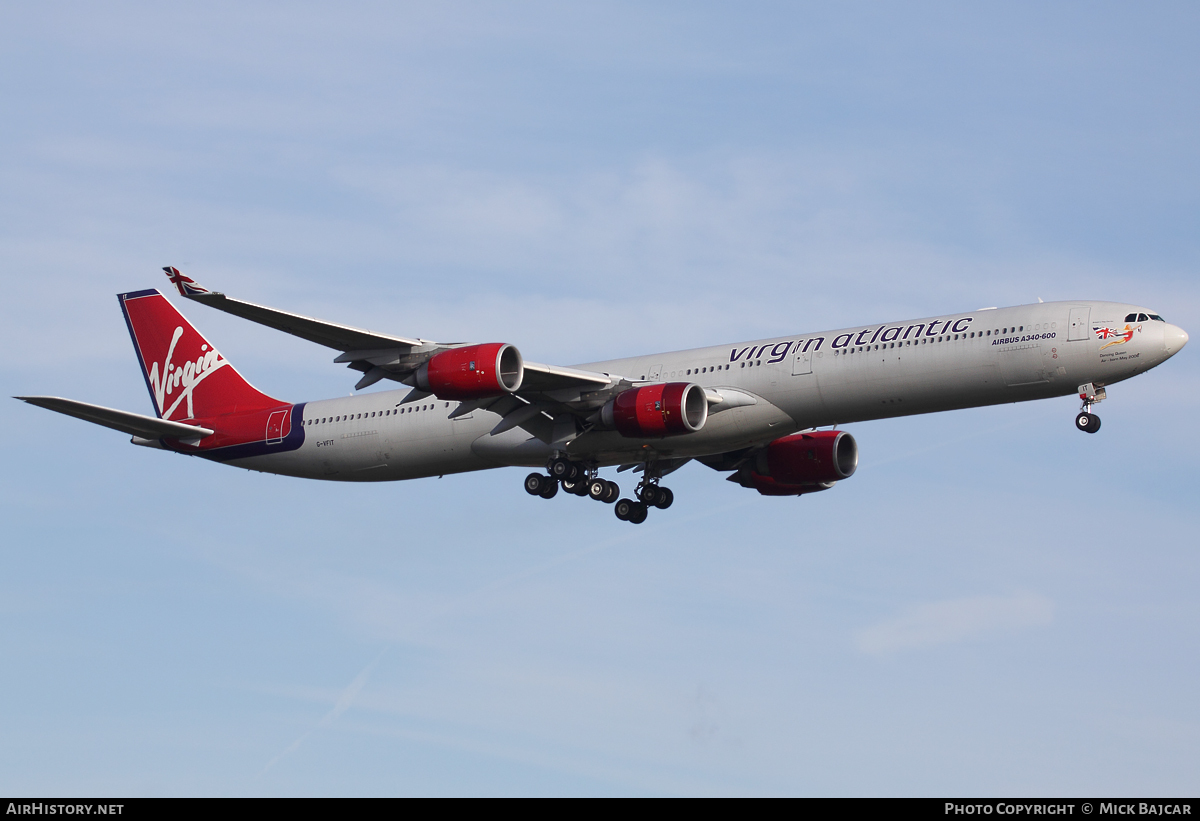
(765, 430), (857, 484)
(737, 430), (858, 496)
(600, 382), (708, 438)
(414, 343), (524, 400)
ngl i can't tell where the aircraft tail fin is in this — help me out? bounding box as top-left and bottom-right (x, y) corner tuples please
(118, 287), (285, 421)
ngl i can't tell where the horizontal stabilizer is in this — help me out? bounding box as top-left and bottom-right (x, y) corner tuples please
(15, 396), (215, 440)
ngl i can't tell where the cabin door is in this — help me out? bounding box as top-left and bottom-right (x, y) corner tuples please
(1068, 308), (1091, 342)
(792, 348), (813, 375)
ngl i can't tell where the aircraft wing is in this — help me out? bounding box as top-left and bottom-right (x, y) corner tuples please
(163, 268), (616, 404)
(15, 396), (215, 440)
(519, 361), (613, 392)
(163, 267), (424, 351)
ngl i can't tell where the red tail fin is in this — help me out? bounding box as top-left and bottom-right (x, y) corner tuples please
(119, 289), (285, 420)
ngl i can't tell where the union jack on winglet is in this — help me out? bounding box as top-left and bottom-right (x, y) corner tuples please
(164, 266), (211, 297)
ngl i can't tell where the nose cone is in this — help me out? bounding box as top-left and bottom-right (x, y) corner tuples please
(1164, 324), (1189, 356)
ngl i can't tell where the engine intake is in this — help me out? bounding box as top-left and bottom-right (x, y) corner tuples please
(415, 343), (523, 400)
(600, 382), (708, 438)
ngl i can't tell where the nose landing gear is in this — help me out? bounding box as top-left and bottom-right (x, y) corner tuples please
(1076, 383), (1106, 434)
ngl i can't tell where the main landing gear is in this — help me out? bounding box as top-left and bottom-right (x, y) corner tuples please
(1075, 382), (1105, 434)
(525, 458), (619, 506)
(614, 466), (674, 525)
(523, 472), (559, 499)
(524, 457), (676, 525)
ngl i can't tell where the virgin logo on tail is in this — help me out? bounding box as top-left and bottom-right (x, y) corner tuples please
(148, 325), (229, 419)
(120, 289), (287, 422)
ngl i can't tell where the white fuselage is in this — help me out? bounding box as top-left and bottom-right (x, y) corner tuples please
(231, 300), (1183, 481)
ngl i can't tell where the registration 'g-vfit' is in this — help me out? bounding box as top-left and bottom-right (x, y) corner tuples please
(18, 268), (1188, 524)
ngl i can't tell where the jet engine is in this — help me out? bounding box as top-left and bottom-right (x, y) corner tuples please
(599, 382), (708, 438)
(734, 430), (858, 496)
(413, 343), (524, 400)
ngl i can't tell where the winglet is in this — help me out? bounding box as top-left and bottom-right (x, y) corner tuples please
(162, 266), (214, 298)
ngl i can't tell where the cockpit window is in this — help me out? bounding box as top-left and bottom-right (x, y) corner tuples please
(1137, 313), (1149, 322)
(1125, 313), (1137, 322)
(1149, 314), (1164, 321)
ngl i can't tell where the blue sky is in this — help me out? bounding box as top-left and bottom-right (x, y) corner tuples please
(2, 2), (1197, 795)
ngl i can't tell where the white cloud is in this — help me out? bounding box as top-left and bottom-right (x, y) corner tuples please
(855, 592), (1054, 655)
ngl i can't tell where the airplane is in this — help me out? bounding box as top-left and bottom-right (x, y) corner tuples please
(16, 268), (1189, 525)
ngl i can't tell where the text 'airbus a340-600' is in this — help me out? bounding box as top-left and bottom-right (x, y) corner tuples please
(17, 268), (1188, 524)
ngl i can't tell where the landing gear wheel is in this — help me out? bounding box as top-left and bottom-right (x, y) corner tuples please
(637, 485), (660, 506)
(562, 477), (588, 495)
(524, 473), (547, 496)
(588, 478), (608, 501)
(538, 478), (559, 499)
(549, 458), (579, 480)
(615, 499), (648, 523)
(615, 498), (634, 521)
(654, 487), (674, 510)
(602, 480), (620, 504)
(1075, 412), (1101, 434)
